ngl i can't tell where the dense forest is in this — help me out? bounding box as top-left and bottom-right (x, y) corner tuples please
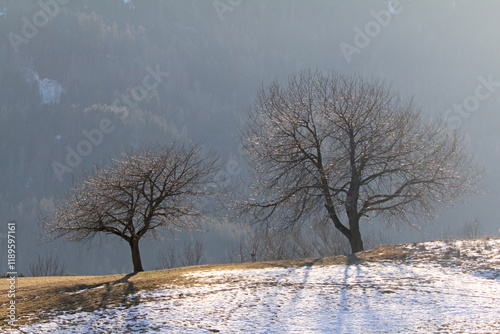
(1, 0), (499, 275)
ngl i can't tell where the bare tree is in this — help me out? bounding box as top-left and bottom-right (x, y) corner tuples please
(242, 70), (480, 253)
(181, 238), (205, 266)
(229, 229), (292, 262)
(28, 254), (67, 277)
(42, 142), (220, 272)
(294, 217), (351, 257)
(156, 238), (206, 269)
(462, 217), (482, 239)
(156, 244), (178, 269)
(227, 233), (260, 263)
(226, 222), (350, 263)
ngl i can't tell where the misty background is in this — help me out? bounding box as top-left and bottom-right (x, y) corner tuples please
(0, 0), (498, 275)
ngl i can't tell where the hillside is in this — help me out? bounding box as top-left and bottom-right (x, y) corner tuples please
(2, 238), (499, 333)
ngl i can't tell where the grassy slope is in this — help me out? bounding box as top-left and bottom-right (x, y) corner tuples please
(0, 243), (406, 328)
(7, 236), (499, 330)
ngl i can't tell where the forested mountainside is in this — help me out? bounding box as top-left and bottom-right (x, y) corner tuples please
(0, 0), (499, 275)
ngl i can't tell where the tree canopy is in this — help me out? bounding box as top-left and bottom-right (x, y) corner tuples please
(242, 70), (480, 253)
(42, 142), (220, 272)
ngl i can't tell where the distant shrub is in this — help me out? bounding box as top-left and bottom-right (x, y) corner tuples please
(0, 273), (24, 278)
(28, 254), (67, 277)
(462, 218), (482, 240)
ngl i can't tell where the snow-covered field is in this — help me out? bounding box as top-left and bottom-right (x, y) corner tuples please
(18, 239), (500, 333)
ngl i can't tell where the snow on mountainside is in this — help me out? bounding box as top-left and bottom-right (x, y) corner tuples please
(24, 68), (64, 105)
(17, 239), (500, 333)
(123, 0), (135, 9)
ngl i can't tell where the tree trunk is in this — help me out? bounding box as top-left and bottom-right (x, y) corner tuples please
(129, 237), (144, 272)
(348, 220), (364, 253)
(326, 205), (365, 254)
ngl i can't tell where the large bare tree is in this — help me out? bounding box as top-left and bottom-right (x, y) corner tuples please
(42, 142), (220, 272)
(242, 70), (480, 253)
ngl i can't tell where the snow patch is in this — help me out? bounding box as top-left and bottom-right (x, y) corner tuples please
(25, 68), (64, 105)
(67, 285), (105, 295)
(123, 0), (135, 9)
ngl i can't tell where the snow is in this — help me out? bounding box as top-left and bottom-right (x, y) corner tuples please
(123, 0), (135, 9)
(18, 239), (500, 333)
(66, 285), (104, 295)
(37, 77), (63, 105)
(24, 68), (63, 105)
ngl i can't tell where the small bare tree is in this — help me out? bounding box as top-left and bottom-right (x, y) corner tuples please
(28, 254), (67, 277)
(229, 229), (292, 262)
(156, 244), (178, 269)
(227, 233), (261, 263)
(294, 218), (351, 257)
(181, 238), (205, 266)
(462, 217), (482, 239)
(42, 142), (220, 272)
(242, 70), (480, 254)
(227, 222), (350, 263)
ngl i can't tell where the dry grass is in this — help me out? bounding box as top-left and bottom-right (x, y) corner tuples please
(0, 244), (407, 329)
